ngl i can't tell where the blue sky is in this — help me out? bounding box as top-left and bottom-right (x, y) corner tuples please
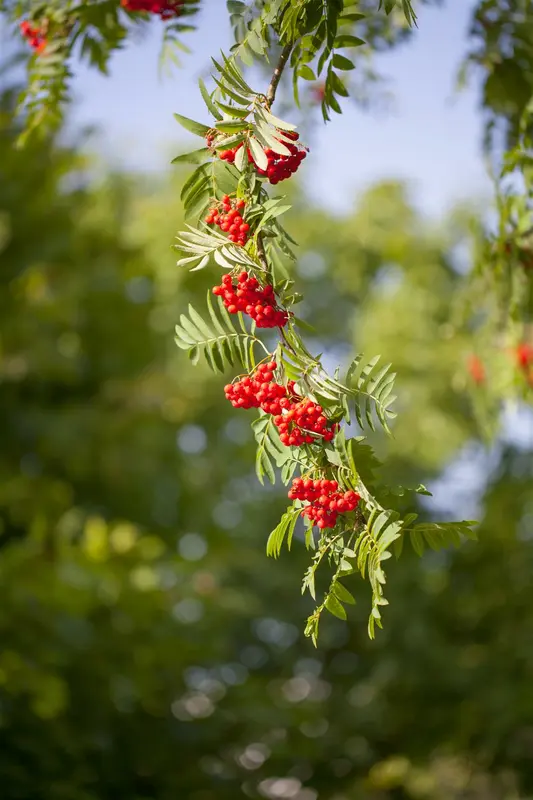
(70, 0), (492, 217)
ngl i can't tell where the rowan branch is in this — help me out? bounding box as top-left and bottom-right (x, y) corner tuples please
(266, 44), (292, 107)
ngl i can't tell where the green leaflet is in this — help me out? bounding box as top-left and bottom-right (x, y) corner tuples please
(171, 148), (210, 165)
(378, 0), (417, 25)
(174, 292), (267, 374)
(178, 161), (239, 221)
(333, 34), (365, 49)
(408, 520), (478, 556)
(198, 78), (221, 119)
(173, 112), (211, 137)
(248, 136), (268, 171)
(333, 581), (356, 605)
(332, 54), (356, 71)
(175, 224), (259, 271)
(325, 594), (347, 620)
(266, 507), (300, 557)
(345, 353), (397, 433)
(215, 120), (251, 134)
(252, 414), (293, 486)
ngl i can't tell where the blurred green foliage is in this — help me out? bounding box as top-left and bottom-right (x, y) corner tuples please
(1, 80), (533, 800)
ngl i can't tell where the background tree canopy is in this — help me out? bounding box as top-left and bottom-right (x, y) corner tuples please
(1, 0), (533, 798)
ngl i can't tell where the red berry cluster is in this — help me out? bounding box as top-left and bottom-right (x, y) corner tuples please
(311, 83), (326, 105)
(516, 343), (533, 371)
(121, 0), (183, 19)
(288, 477), (360, 530)
(224, 363), (286, 411)
(213, 271), (288, 329)
(467, 354), (485, 385)
(274, 399), (338, 446)
(258, 131), (307, 185)
(225, 365), (338, 446)
(516, 343), (533, 386)
(205, 195), (250, 246)
(206, 132), (308, 185)
(19, 20), (47, 53)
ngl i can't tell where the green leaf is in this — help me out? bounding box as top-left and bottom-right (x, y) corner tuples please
(340, 12), (366, 23)
(254, 122), (292, 157)
(213, 133), (247, 150)
(333, 582), (356, 605)
(215, 120), (251, 134)
(325, 595), (347, 620)
(345, 353), (397, 434)
(215, 101), (250, 118)
(248, 137), (268, 171)
(227, 0), (246, 12)
(287, 512), (299, 551)
(332, 54), (356, 70)
(266, 508), (298, 557)
(199, 78), (222, 119)
(260, 110), (297, 131)
(213, 75), (251, 105)
(293, 316), (316, 334)
(334, 34), (365, 48)
(297, 65), (316, 81)
(408, 520), (478, 555)
(173, 112), (210, 137)
(171, 148), (210, 165)
(234, 144), (246, 172)
(331, 72), (349, 97)
(175, 292), (264, 373)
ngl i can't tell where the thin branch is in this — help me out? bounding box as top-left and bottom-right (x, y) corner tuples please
(266, 43), (293, 107)
(256, 233), (269, 271)
(258, 42), (293, 271)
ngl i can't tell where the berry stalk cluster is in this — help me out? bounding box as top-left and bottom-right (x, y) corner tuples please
(121, 0), (184, 18)
(205, 195), (250, 246)
(19, 20), (47, 53)
(224, 362), (338, 447)
(288, 478), (361, 530)
(468, 343), (533, 388)
(213, 271), (288, 329)
(206, 131), (308, 185)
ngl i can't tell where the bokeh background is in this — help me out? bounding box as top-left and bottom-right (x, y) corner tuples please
(1, 1), (533, 798)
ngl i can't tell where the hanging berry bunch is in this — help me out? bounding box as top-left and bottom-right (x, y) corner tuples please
(19, 20), (48, 53)
(205, 131), (308, 185)
(173, 48), (475, 643)
(213, 272), (288, 328)
(205, 195), (250, 246)
(121, 0), (184, 19)
(224, 362), (338, 443)
(288, 478), (361, 530)
(516, 343), (533, 386)
(467, 354), (486, 386)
